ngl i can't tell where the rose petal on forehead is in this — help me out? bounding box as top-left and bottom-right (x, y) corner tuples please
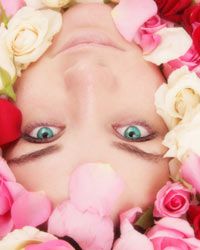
(111, 0), (157, 41)
(69, 163), (124, 216)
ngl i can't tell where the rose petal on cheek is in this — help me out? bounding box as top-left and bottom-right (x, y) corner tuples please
(111, 0), (157, 41)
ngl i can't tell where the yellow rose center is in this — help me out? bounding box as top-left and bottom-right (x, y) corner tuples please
(175, 88), (200, 116)
(13, 28), (38, 56)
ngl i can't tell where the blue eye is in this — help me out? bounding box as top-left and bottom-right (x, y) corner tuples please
(24, 125), (63, 143)
(116, 125), (150, 141)
(36, 127), (55, 139)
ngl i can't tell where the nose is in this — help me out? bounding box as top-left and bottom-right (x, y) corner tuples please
(63, 61), (118, 121)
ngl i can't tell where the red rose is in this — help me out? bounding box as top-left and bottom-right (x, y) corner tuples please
(182, 4), (200, 34)
(0, 99), (22, 146)
(187, 205), (200, 239)
(155, 0), (192, 23)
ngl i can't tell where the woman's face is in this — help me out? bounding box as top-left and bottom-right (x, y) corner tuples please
(4, 3), (169, 220)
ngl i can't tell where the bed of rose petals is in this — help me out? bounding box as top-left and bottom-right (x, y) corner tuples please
(1, 0), (200, 250)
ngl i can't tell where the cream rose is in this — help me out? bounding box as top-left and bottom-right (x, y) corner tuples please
(0, 227), (56, 250)
(163, 105), (200, 161)
(5, 6), (62, 74)
(42, 0), (70, 8)
(155, 66), (200, 129)
(144, 27), (192, 65)
(25, 0), (71, 9)
(0, 24), (16, 99)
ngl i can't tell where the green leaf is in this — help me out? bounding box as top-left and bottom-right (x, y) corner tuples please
(0, 67), (16, 101)
(0, 2), (10, 27)
(0, 66), (12, 86)
(134, 207), (154, 231)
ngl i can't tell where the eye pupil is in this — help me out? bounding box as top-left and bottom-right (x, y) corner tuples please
(37, 127), (54, 139)
(124, 126), (141, 140)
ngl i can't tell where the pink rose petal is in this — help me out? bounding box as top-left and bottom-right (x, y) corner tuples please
(69, 163), (124, 216)
(11, 192), (52, 228)
(0, 158), (15, 182)
(181, 153), (200, 193)
(48, 201), (114, 250)
(0, 214), (13, 238)
(113, 207), (154, 250)
(1, 0), (25, 16)
(111, 0), (157, 41)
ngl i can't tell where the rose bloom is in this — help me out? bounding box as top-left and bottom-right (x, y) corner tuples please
(134, 15), (170, 54)
(0, 226), (59, 250)
(163, 46), (200, 79)
(187, 205), (200, 240)
(148, 217), (200, 249)
(153, 181), (192, 218)
(182, 4), (200, 35)
(155, 0), (192, 23)
(5, 6), (62, 72)
(163, 105), (200, 161)
(155, 66), (200, 129)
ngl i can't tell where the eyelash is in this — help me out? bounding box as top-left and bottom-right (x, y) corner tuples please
(113, 123), (157, 142)
(22, 123), (65, 143)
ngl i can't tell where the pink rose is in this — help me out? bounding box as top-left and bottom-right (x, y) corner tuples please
(48, 163), (124, 250)
(111, 0), (158, 41)
(181, 153), (200, 193)
(134, 15), (171, 54)
(1, 0), (25, 17)
(25, 239), (75, 250)
(113, 208), (154, 250)
(162, 46), (200, 78)
(148, 217), (200, 249)
(153, 181), (192, 218)
(0, 157), (52, 237)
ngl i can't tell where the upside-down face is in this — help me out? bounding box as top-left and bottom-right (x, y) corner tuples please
(4, 3), (169, 221)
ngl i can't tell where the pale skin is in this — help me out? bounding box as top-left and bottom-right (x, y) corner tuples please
(3, 3), (169, 221)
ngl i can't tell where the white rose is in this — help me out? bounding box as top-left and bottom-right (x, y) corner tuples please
(25, 0), (70, 8)
(6, 7), (62, 74)
(24, 0), (46, 9)
(0, 226), (56, 250)
(0, 25), (16, 88)
(163, 105), (200, 161)
(42, 0), (71, 7)
(144, 27), (192, 65)
(155, 66), (200, 129)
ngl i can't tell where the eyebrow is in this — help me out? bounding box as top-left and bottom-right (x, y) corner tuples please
(112, 141), (165, 162)
(7, 145), (61, 165)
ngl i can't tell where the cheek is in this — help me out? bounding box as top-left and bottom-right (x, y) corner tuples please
(9, 146), (169, 216)
(111, 156), (169, 218)
(9, 153), (72, 206)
